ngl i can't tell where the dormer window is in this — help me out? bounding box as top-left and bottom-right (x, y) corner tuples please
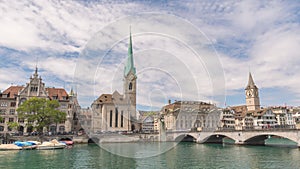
(52, 95), (58, 100)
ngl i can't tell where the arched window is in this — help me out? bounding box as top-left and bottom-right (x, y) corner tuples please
(129, 82), (132, 90)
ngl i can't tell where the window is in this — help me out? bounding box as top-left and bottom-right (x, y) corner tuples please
(59, 126), (65, 132)
(109, 110), (113, 127)
(10, 102), (16, 107)
(52, 96), (58, 100)
(0, 109), (6, 115)
(0, 126), (4, 131)
(0, 102), (7, 107)
(20, 98), (27, 105)
(61, 104), (67, 109)
(115, 108), (118, 127)
(9, 118), (14, 122)
(30, 86), (38, 92)
(18, 118), (24, 123)
(0, 118), (4, 123)
(9, 109), (15, 115)
(121, 111), (124, 127)
(129, 82), (132, 90)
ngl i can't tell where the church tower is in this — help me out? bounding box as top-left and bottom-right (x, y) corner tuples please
(123, 30), (137, 115)
(245, 72), (260, 111)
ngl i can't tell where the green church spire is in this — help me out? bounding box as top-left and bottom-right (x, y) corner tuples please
(124, 28), (136, 77)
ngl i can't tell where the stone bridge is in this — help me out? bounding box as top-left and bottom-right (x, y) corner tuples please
(166, 130), (300, 146)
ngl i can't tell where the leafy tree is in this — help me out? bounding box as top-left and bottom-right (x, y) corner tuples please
(7, 122), (19, 132)
(17, 97), (66, 133)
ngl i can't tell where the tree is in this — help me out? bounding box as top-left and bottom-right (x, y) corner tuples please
(17, 97), (66, 133)
(7, 121), (19, 132)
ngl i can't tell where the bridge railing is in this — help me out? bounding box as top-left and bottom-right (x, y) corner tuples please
(217, 125), (297, 132)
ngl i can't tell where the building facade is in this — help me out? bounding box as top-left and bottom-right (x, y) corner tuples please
(0, 68), (81, 135)
(161, 100), (219, 132)
(91, 32), (138, 133)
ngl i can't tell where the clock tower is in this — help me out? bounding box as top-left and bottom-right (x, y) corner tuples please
(245, 72), (260, 111)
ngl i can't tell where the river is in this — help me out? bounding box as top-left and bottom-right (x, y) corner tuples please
(0, 143), (299, 169)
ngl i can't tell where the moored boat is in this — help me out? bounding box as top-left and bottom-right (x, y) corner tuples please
(37, 139), (67, 150)
(59, 138), (74, 145)
(0, 144), (22, 151)
(14, 141), (39, 150)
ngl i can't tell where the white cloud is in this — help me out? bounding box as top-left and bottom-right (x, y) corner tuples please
(0, 0), (299, 108)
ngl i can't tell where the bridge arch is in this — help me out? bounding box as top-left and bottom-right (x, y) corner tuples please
(244, 133), (298, 146)
(88, 137), (99, 144)
(202, 134), (236, 144)
(174, 134), (197, 142)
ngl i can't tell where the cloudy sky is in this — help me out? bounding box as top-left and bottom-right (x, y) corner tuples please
(0, 0), (299, 110)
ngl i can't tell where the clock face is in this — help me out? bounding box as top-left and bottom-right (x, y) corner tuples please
(246, 90), (252, 97)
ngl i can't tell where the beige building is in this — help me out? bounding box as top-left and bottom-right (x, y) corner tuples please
(0, 68), (81, 135)
(91, 32), (138, 133)
(161, 100), (218, 131)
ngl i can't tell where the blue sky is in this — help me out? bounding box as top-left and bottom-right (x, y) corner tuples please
(0, 1), (299, 110)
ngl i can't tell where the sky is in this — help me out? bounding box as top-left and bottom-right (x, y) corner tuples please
(0, 0), (299, 110)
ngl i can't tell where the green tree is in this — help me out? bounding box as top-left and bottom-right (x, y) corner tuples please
(7, 121), (19, 132)
(17, 97), (66, 133)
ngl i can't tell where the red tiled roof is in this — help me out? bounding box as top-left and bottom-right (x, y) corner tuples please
(96, 94), (113, 104)
(46, 88), (68, 101)
(2, 86), (24, 98)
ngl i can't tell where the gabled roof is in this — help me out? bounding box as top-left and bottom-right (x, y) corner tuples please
(252, 108), (270, 117)
(46, 87), (68, 101)
(95, 94), (113, 104)
(2, 86), (24, 98)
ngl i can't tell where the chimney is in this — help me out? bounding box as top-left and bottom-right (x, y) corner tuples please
(168, 99), (171, 104)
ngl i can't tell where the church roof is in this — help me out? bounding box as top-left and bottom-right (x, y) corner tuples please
(2, 86), (24, 98)
(245, 72), (257, 89)
(124, 30), (136, 77)
(96, 94), (113, 104)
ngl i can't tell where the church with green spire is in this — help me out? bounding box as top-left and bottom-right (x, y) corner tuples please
(91, 30), (138, 133)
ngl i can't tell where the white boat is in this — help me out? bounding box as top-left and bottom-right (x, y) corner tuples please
(0, 144), (22, 151)
(37, 139), (67, 150)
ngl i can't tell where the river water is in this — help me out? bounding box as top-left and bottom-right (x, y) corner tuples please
(0, 143), (299, 169)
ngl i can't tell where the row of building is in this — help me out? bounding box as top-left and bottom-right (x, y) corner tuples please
(2, 31), (300, 136)
(156, 73), (300, 133)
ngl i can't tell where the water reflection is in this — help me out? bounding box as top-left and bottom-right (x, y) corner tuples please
(99, 142), (177, 158)
(0, 143), (299, 169)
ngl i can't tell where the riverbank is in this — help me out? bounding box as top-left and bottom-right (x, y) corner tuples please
(3, 133), (299, 148)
